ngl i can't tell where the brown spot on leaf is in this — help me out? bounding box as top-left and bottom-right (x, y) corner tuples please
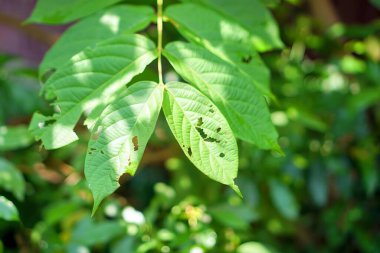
(216, 127), (221, 133)
(92, 128), (102, 141)
(219, 153), (225, 158)
(132, 136), (139, 151)
(197, 117), (204, 127)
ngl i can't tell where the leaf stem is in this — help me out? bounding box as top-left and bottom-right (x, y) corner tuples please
(157, 0), (164, 85)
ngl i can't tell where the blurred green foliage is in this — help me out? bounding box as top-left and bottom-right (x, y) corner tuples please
(0, 0), (380, 252)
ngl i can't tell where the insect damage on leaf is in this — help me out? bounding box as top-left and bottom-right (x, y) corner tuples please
(187, 147), (192, 156)
(241, 55), (252, 63)
(132, 136), (139, 151)
(197, 117), (204, 127)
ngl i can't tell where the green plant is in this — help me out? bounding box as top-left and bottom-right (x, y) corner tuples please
(27, 0), (283, 211)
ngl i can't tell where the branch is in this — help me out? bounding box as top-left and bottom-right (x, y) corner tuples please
(0, 12), (57, 46)
(307, 0), (340, 28)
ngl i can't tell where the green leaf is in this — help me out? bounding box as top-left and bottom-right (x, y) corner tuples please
(29, 34), (157, 150)
(167, 2), (283, 52)
(209, 43), (272, 98)
(0, 196), (19, 222)
(0, 125), (33, 151)
(166, 2), (277, 98)
(237, 242), (275, 253)
(308, 165), (328, 207)
(269, 179), (299, 220)
(164, 42), (279, 151)
(39, 5), (155, 78)
(0, 158), (25, 201)
(112, 237), (137, 253)
(370, 0), (380, 10)
(163, 82), (238, 186)
(26, 0), (122, 24)
(209, 204), (258, 230)
(85, 82), (163, 212)
(72, 217), (125, 246)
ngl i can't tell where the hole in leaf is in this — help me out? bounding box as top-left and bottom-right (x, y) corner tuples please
(204, 137), (220, 143)
(132, 136), (139, 151)
(196, 127), (220, 143)
(187, 147), (192, 156)
(219, 153), (225, 158)
(196, 127), (208, 139)
(242, 55), (252, 63)
(41, 68), (56, 83)
(44, 119), (56, 125)
(197, 117), (204, 127)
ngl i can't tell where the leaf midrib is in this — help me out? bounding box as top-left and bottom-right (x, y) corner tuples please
(90, 84), (161, 177)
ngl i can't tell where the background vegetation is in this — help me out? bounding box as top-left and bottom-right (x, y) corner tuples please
(0, 0), (379, 252)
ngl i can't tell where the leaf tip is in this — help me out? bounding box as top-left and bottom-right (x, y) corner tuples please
(273, 144), (285, 157)
(91, 194), (104, 217)
(230, 183), (243, 198)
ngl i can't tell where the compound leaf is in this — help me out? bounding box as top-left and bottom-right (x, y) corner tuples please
(164, 42), (280, 151)
(40, 5), (155, 78)
(29, 34), (157, 150)
(85, 81), (163, 212)
(163, 82), (238, 186)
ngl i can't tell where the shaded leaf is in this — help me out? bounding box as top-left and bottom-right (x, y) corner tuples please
(164, 42), (279, 151)
(40, 5), (155, 78)
(370, 0), (380, 10)
(269, 179), (299, 220)
(0, 196), (19, 222)
(0, 125), (33, 152)
(26, 0), (121, 24)
(29, 34), (157, 150)
(308, 165), (328, 207)
(72, 217), (124, 246)
(209, 204), (258, 230)
(163, 82), (238, 186)
(85, 82), (163, 212)
(0, 158), (25, 201)
(112, 237), (137, 253)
